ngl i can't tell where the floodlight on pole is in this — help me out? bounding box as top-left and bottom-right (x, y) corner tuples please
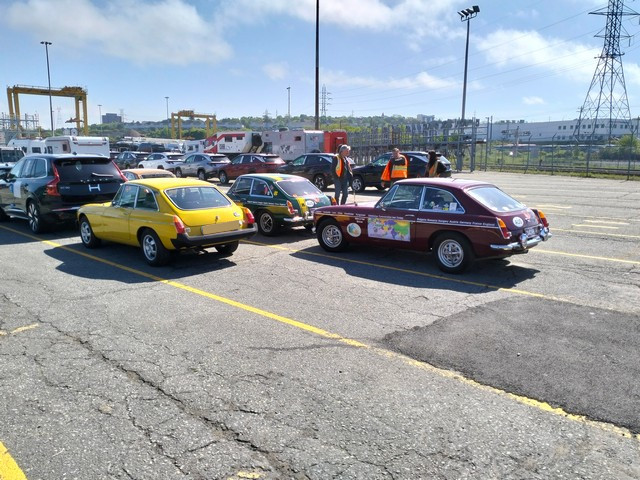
(40, 41), (54, 135)
(98, 104), (102, 134)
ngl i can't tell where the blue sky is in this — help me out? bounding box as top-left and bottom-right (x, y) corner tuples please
(1, 0), (639, 129)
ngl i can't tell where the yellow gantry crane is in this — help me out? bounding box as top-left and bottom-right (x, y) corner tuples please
(7, 85), (89, 135)
(171, 110), (217, 139)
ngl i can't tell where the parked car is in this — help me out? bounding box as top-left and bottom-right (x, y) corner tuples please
(115, 151), (148, 169)
(0, 154), (125, 233)
(77, 178), (257, 266)
(174, 153), (231, 181)
(276, 153), (355, 191)
(227, 173), (332, 235)
(137, 152), (185, 171)
(122, 168), (176, 180)
(313, 178), (551, 273)
(0, 146), (25, 164)
(351, 151), (450, 193)
(217, 154), (285, 184)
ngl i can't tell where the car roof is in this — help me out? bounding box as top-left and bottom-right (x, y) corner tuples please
(236, 173), (307, 182)
(21, 153), (110, 160)
(394, 177), (492, 190)
(122, 168), (173, 175)
(127, 178), (214, 189)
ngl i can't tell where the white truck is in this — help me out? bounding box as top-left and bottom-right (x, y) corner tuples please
(261, 129), (324, 161)
(7, 138), (47, 154)
(44, 136), (110, 157)
(203, 131), (262, 158)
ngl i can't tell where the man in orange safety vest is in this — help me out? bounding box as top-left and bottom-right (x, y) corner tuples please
(380, 148), (408, 188)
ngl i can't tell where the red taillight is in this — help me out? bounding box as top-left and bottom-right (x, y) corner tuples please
(537, 210), (549, 228)
(497, 218), (511, 239)
(243, 207), (255, 224)
(173, 215), (186, 234)
(286, 200), (296, 215)
(45, 165), (61, 196)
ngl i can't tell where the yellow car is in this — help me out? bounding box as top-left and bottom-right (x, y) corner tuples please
(77, 178), (257, 266)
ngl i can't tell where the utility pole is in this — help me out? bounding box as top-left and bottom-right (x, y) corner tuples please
(40, 41), (54, 135)
(314, 0), (320, 130)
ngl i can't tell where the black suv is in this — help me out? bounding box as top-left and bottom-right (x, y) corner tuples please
(351, 151), (450, 193)
(276, 153), (354, 191)
(0, 154), (125, 233)
(114, 151), (147, 169)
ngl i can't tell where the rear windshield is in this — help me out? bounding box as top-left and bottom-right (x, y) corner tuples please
(276, 179), (322, 197)
(54, 157), (120, 181)
(264, 156), (284, 164)
(165, 186), (231, 210)
(467, 186), (525, 212)
(0, 149), (25, 163)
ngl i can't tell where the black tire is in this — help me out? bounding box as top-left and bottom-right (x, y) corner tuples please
(218, 170), (229, 184)
(433, 232), (474, 274)
(174, 168), (183, 178)
(257, 210), (278, 236)
(0, 207), (9, 222)
(124, 163), (131, 169)
(79, 216), (101, 248)
(215, 241), (239, 255)
(138, 164), (144, 168)
(313, 174), (327, 191)
(317, 218), (348, 252)
(140, 228), (171, 266)
(376, 184), (386, 191)
(352, 175), (365, 193)
(27, 200), (47, 234)
(157, 165), (164, 170)
(197, 170), (206, 181)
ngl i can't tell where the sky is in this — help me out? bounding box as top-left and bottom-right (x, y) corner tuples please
(1, 0), (640, 130)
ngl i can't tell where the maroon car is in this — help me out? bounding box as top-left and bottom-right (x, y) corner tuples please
(313, 178), (551, 273)
(217, 153), (285, 184)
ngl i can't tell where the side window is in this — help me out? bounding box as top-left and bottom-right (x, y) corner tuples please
(135, 186), (158, 210)
(8, 158), (27, 179)
(388, 184), (423, 210)
(116, 184), (137, 208)
(232, 156), (243, 165)
(250, 179), (271, 197)
(421, 188), (465, 213)
(291, 156), (306, 166)
(231, 177), (252, 195)
(31, 158), (47, 178)
(20, 158), (36, 178)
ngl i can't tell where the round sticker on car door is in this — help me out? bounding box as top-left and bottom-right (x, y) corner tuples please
(347, 223), (361, 237)
(305, 199), (315, 207)
(512, 217), (524, 227)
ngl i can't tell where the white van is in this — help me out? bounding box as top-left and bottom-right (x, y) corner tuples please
(44, 136), (110, 157)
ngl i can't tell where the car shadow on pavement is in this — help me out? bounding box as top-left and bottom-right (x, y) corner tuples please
(290, 244), (540, 293)
(0, 221), (80, 246)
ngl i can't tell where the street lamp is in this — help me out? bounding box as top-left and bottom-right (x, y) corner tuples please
(457, 5), (480, 171)
(314, 0), (319, 130)
(165, 96), (169, 121)
(40, 41), (54, 135)
(98, 104), (102, 134)
(286, 86), (291, 126)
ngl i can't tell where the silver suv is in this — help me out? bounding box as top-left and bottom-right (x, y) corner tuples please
(173, 153), (231, 181)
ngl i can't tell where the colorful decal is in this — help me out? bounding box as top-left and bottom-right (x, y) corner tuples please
(305, 199), (315, 207)
(347, 223), (362, 237)
(512, 217), (524, 227)
(368, 217), (410, 242)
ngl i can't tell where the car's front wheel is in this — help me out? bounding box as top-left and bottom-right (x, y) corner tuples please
(197, 170), (206, 181)
(124, 163), (131, 169)
(27, 200), (47, 234)
(313, 174), (327, 191)
(79, 216), (101, 248)
(140, 228), (171, 266)
(352, 175), (365, 193)
(218, 171), (229, 184)
(174, 168), (183, 177)
(0, 206), (9, 222)
(433, 232), (474, 274)
(257, 211), (278, 236)
(215, 241), (239, 255)
(317, 218), (348, 252)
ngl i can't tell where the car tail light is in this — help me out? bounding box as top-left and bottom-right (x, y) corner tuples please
(497, 218), (511, 239)
(536, 210), (549, 228)
(286, 200), (296, 215)
(45, 165), (61, 196)
(243, 207), (255, 224)
(173, 215), (186, 234)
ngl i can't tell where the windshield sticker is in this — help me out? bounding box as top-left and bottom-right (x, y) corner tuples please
(12, 181), (21, 198)
(368, 217), (410, 242)
(347, 223), (362, 237)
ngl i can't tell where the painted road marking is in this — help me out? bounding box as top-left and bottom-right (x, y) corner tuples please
(583, 219), (630, 225)
(0, 324), (39, 337)
(554, 228), (640, 239)
(532, 249), (640, 265)
(535, 204), (573, 209)
(1, 225), (639, 443)
(572, 224), (619, 229)
(0, 441), (27, 480)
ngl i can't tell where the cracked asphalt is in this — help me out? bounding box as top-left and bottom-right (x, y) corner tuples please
(1, 171), (639, 479)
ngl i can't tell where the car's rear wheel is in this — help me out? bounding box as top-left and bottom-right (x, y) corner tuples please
(215, 241), (239, 255)
(197, 169), (206, 181)
(124, 163), (131, 169)
(79, 216), (101, 248)
(433, 232), (474, 274)
(313, 174), (327, 191)
(352, 175), (365, 193)
(317, 218), (348, 252)
(157, 165), (164, 170)
(140, 228), (171, 266)
(27, 200), (47, 234)
(218, 170), (229, 184)
(0, 206), (9, 222)
(138, 164), (144, 168)
(174, 168), (183, 178)
(257, 210), (278, 236)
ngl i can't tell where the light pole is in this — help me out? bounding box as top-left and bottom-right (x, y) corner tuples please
(40, 41), (54, 135)
(314, 0), (319, 130)
(165, 96), (169, 121)
(456, 5), (480, 171)
(98, 104), (102, 134)
(286, 86), (291, 126)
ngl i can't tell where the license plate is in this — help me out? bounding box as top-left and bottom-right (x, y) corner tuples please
(525, 226), (537, 237)
(201, 221), (239, 235)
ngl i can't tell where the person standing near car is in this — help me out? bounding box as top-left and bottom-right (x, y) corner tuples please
(426, 150), (438, 177)
(332, 144), (353, 204)
(381, 147), (408, 187)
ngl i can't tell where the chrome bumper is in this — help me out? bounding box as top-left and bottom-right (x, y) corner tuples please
(490, 228), (551, 251)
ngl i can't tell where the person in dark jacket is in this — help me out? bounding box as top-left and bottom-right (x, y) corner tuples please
(332, 144), (353, 204)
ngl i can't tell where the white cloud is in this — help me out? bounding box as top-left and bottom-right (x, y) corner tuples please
(322, 69), (455, 90)
(5, 0), (232, 66)
(523, 96), (545, 105)
(263, 62), (288, 81)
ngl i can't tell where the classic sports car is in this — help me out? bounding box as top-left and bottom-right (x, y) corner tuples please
(77, 178), (257, 266)
(121, 168), (176, 180)
(226, 173), (333, 235)
(313, 178), (551, 273)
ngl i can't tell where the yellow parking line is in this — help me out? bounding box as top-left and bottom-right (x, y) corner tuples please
(532, 249), (640, 265)
(535, 204), (572, 209)
(572, 224), (619, 229)
(0, 441), (27, 480)
(554, 228), (640, 239)
(1, 225), (639, 443)
(583, 220), (629, 225)
(0, 324), (39, 338)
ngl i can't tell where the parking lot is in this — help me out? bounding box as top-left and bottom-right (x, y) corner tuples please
(1, 171), (639, 479)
